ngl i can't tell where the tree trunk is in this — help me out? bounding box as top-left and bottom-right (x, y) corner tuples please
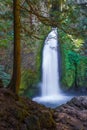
(7, 0), (21, 94)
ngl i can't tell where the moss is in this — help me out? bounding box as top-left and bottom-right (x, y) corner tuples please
(77, 56), (87, 87)
(20, 69), (39, 97)
(38, 111), (56, 129)
(25, 115), (40, 130)
(62, 70), (75, 88)
(61, 39), (87, 88)
(0, 88), (57, 130)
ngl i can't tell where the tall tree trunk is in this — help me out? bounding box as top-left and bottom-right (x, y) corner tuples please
(7, 0), (21, 94)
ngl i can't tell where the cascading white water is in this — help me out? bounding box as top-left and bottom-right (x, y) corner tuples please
(42, 28), (60, 97)
(33, 28), (73, 107)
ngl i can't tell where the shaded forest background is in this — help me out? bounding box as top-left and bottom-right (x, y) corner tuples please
(0, 0), (87, 97)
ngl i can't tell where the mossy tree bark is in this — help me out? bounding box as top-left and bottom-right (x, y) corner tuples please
(7, 0), (21, 94)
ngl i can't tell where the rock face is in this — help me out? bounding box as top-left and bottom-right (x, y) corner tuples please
(0, 88), (87, 130)
(54, 96), (87, 130)
(0, 88), (56, 130)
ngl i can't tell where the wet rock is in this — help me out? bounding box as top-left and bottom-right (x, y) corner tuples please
(0, 88), (56, 130)
(54, 96), (87, 130)
(0, 88), (87, 130)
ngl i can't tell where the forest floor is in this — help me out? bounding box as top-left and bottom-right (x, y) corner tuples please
(0, 88), (87, 130)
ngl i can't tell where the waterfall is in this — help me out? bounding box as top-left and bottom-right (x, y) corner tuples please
(33, 28), (73, 107)
(42, 28), (60, 97)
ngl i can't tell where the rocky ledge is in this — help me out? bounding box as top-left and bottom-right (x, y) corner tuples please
(54, 96), (87, 130)
(0, 88), (87, 130)
(0, 88), (55, 130)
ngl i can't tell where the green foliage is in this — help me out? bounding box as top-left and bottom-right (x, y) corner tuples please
(20, 25), (51, 96)
(0, 65), (11, 87)
(20, 69), (39, 97)
(59, 28), (87, 88)
(0, 0), (13, 48)
(77, 56), (87, 87)
(68, 51), (80, 64)
(0, 0), (87, 93)
(61, 44), (87, 88)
